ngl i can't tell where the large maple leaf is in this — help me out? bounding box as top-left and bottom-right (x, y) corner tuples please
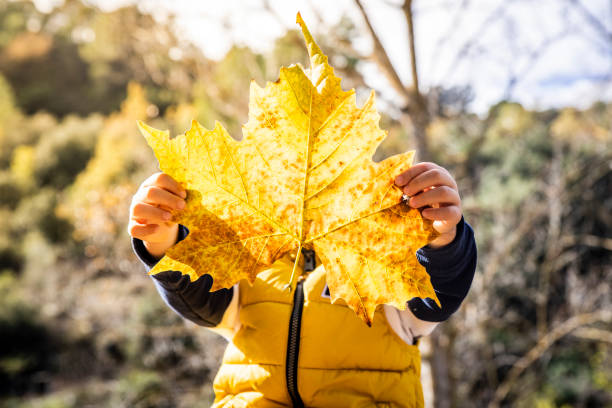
(138, 13), (439, 325)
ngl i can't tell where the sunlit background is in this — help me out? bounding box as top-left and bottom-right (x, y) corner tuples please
(0, 0), (610, 407)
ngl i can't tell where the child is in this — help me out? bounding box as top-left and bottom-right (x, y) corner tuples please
(129, 161), (476, 407)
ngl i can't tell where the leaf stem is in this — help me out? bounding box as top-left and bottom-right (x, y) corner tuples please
(284, 242), (302, 292)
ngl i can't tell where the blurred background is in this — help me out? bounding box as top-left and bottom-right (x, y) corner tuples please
(0, 0), (610, 406)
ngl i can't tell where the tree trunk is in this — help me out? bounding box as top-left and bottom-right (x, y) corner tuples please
(430, 329), (452, 408)
(399, 110), (430, 162)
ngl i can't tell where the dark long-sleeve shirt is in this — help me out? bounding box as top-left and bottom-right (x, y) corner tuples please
(132, 217), (476, 329)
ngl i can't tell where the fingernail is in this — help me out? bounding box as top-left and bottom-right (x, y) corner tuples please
(394, 176), (403, 185)
(163, 211), (172, 220)
(177, 200), (185, 209)
(180, 190), (187, 198)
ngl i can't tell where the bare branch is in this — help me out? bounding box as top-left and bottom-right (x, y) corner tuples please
(261, 0), (291, 30)
(489, 310), (612, 408)
(306, 0), (326, 26)
(480, 204), (548, 292)
(353, 0), (412, 106)
(504, 30), (570, 99)
(352, 0), (430, 159)
(402, 0), (423, 102)
(428, 0), (471, 74)
(442, 0), (508, 82)
(572, 327), (612, 344)
(560, 234), (612, 252)
(568, 0), (612, 43)
(305, 0), (367, 61)
(537, 142), (564, 339)
(380, 0), (402, 8)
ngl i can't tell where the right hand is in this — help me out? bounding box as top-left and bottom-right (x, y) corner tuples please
(128, 172), (187, 259)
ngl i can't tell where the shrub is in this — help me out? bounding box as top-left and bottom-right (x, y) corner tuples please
(0, 171), (21, 209)
(0, 235), (23, 274)
(111, 370), (173, 408)
(32, 115), (101, 189)
(12, 189), (73, 244)
(0, 272), (58, 397)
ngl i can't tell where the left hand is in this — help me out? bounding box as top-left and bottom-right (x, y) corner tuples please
(394, 162), (462, 248)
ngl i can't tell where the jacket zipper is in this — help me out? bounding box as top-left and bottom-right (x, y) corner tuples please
(285, 249), (316, 408)
(286, 279), (305, 407)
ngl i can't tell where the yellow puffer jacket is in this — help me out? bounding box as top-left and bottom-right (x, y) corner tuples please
(212, 254), (424, 408)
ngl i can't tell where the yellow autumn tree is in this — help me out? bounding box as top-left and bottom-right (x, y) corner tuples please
(64, 83), (156, 246)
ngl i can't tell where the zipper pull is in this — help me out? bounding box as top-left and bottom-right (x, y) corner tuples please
(301, 248), (316, 272)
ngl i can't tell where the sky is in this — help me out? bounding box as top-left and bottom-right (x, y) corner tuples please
(35, 0), (612, 113)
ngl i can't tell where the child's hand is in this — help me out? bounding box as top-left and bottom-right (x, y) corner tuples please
(394, 162), (462, 248)
(128, 172), (187, 259)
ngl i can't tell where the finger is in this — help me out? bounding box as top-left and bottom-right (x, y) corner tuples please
(402, 168), (457, 196)
(127, 222), (158, 239)
(131, 202), (173, 223)
(145, 173), (186, 198)
(409, 186), (460, 208)
(421, 205), (462, 223)
(141, 186), (185, 211)
(394, 162), (439, 186)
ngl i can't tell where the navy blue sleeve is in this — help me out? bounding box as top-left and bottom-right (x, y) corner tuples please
(132, 225), (233, 327)
(408, 217), (477, 322)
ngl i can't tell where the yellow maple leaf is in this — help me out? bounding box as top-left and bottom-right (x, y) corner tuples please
(138, 13), (439, 325)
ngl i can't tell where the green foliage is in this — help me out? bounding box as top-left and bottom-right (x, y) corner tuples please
(1, 33), (91, 116)
(0, 171), (21, 209)
(32, 115), (101, 189)
(0, 1), (38, 49)
(112, 370), (172, 408)
(0, 234), (23, 274)
(5, 394), (77, 408)
(0, 74), (17, 126)
(0, 272), (57, 397)
(13, 189), (72, 244)
(455, 101), (611, 406)
(1, 111), (57, 170)
(0, 0), (209, 117)
(121, 290), (187, 368)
